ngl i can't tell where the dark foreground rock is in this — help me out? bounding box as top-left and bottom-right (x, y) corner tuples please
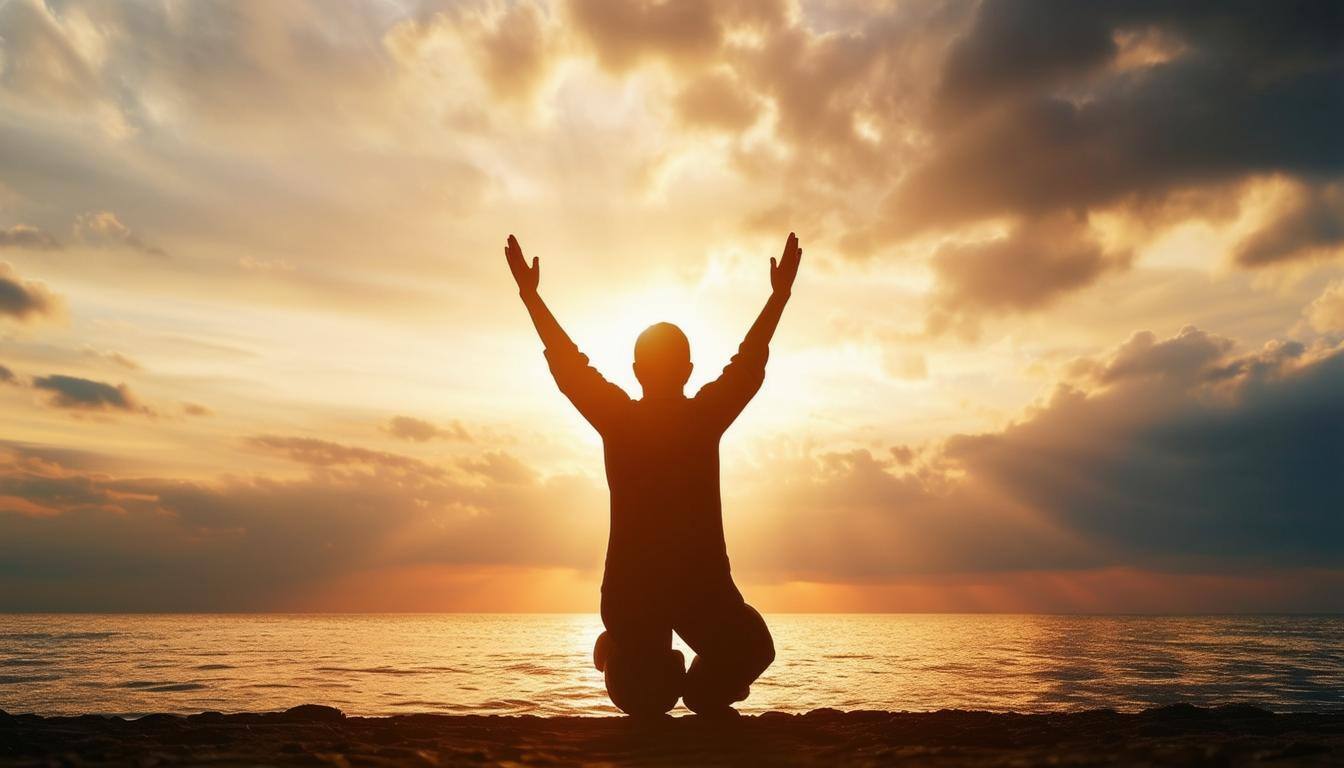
(2, 704), (1343, 767)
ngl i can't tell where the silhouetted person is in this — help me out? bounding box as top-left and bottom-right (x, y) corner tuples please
(506, 232), (802, 716)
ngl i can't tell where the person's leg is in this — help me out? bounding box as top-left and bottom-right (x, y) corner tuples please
(674, 594), (774, 715)
(598, 596), (684, 717)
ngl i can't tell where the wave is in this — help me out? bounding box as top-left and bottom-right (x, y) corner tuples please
(117, 681), (209, 692)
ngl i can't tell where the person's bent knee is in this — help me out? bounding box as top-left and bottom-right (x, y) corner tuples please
(602, 643), (684, 717)
(743, 605), (775, 676)
(752, 634), (775, 676)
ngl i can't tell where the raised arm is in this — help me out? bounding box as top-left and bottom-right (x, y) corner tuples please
(505, 235), (629, 432)
(696, 233), (802, 429)
(744, 231), (802, 350)
(507, 234), (575, 352)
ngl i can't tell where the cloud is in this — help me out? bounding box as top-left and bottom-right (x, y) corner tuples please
(181, 402), (213, 417)
(0, 0), (1336, 325)
(0, 262), (62, 323)
(459, 450), (538, 485)
(0, 0), (101, 107)
(465, 0), (556, 102)
(0, 224), (60, 250)
(885, 1), (1344, 237)
(1093, 326), (1235, 385)
(548, 0), (1343, 309)
(942, 333), (1343, 571)
(937, 0), (1117, 104)
(0, 364), (15, 384)
(0, 440), (605, 610)
(563, 0), (786, 73)
(673, 68), (762, 132)
(392, 0), (560, 105)
(2, 323), (1341, 610)
(384, 415), (471, 442)
(735, 327), (1344, 586)
(1234, 183), (1344, 266)
(0, 1), (401, 141)
(82, 347), (141, 371)
(245, 434), (441, 475)
(927, 218), (1130, 333)
(73, 211), (166, 257)
(1304, 281), (1344, 334)
(30, 374), (143, 413)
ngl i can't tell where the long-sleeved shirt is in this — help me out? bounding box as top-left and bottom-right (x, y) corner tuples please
(544, 338), (768, 601)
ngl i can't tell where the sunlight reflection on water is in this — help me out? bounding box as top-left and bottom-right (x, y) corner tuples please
(1, 614), (1340, 717)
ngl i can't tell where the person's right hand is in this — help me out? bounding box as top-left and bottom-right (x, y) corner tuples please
(771, 232), (802, 296)
(505, 234), (539, 296)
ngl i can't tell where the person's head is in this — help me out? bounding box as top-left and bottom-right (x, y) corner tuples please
(633, 322), (692, 397)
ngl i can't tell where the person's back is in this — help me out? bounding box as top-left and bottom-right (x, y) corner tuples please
(605, 393), (732, 599)
(506, 233), (802, 716)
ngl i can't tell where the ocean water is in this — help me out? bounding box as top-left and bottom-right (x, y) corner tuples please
(1, 614), (1341, 717)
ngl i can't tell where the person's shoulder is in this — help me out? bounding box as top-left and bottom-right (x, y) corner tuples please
(688, 388), (727, 417)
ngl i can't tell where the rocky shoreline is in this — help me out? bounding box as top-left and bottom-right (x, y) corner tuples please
(4, 703), (1343, 766)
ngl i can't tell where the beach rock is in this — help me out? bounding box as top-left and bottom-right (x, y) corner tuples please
(187, 711), (226, 722)
(134, 713), (185, 726)
(282, 704), (345, 722)
(1214, 704), (1275, 719)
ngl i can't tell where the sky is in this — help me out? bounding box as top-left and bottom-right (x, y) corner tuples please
(0, 0), (1341, 612)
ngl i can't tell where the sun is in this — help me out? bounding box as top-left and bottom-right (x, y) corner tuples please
(568, 281), (719, 395)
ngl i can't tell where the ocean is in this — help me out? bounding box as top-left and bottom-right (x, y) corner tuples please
(1, 614), (1340, 717)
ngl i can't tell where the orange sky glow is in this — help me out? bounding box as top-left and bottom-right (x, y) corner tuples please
(1, 0), (1341, 612)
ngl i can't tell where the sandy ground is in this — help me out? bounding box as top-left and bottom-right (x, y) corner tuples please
(3, 704), (1343, 767)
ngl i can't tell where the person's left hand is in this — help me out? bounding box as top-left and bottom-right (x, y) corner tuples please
(505, 234), (539, 296)
(771, 232), (802, 296)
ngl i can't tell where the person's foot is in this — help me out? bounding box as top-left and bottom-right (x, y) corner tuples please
(681, 685), (749, 716)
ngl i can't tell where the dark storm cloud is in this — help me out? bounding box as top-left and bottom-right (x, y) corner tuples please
(0, 224), (60, 250)
(938, 0), (1118, 102)
(740, 327), (1344, 581)
(0, 441), (605, 611)
(1234, 184), (1344, 267)
(888, 0), (1344, 235)
(30, 374), (140, 412)
(0, 262), (61, 322)
(945, 331), (1344, 569)
(0, 363), (15, 384)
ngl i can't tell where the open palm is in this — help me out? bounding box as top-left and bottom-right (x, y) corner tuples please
(771, 232), (802, 295)
(505, 234), (539, 295)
